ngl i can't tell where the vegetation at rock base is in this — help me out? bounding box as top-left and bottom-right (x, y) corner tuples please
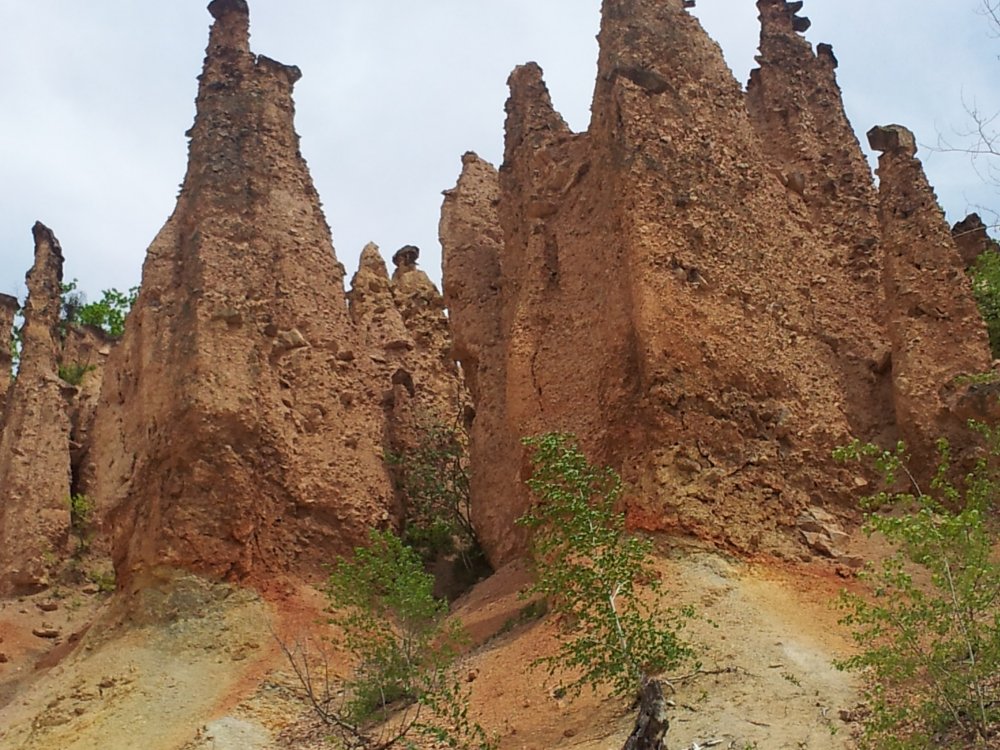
(518, 432), (695, 699)
(282, 529), (494, 750)
(67, 493), (94, 555)
(57, 361), (95, 386)
(833, 431), (1000, 748)
(387, 416), (487, 577)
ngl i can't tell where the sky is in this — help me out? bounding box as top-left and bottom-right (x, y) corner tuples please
(0, 1), (998, 306)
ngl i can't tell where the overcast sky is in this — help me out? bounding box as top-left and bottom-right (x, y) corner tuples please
(1, 1), (998, 305)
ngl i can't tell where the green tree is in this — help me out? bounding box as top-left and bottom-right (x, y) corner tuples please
(388, 417), (485, 575)
(67, 493), (94, 555)
(281, 529), (494, 749)
(327, 529), (465, 724)
(7, 316), (21, 372)
(60, 280), (138, 339)
(518, 433), (694, 699)
(833, 432), (1000, 748)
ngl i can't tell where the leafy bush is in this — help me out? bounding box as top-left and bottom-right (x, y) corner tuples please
(388, 418), (485, 574)
(303, 529), (494, 749)
(58, 361), (95, 386)
(7, 312), (21, 372)
(68, 493), (93, 554)
(969, 248), (1000, 358)
(833, 433), (1000, 748)
(518, 433), (694, 699)
(328, 529), (464, 722)
(60, 279), (138, 339)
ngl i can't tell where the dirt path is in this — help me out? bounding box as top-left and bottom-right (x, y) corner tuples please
(456, 551), (861, 750)
(0, 552), (863, 750)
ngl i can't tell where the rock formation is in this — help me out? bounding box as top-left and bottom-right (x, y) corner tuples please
(953, 212), (1000, 268)
(442, 0), (991, 566)
(746, 0), (892, 440)
(85, 0), (394, 589)
(0, 223), (72, 594)
(869, 125), (992, 467)
(0, 293), (18, 418)
(386, 244), (465, 440)
(440, 154), (516, 557)
(347, 242), (466, 531)
(60, 324), (113, 510)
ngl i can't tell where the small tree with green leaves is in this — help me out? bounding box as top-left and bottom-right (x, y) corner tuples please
(518, 433), (694, 700)
(388, 417), (483, 574)
(833, 431), (1000, 749)
(282, 529), (494, 750)
(60, 280), (138, 339)
(68, 493), (93, 555)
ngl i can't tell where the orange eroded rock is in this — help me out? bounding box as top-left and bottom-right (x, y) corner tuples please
(85, 0), (393, 589)
(443, 0), (992, 566)
(869, 125), (993, 471)
(0, 223), (72, 594)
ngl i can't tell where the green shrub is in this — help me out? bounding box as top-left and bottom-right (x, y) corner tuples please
(969, 249), (1000, 358)
(60, 279), (138, 339)
(58, 361), (95, 386)
(518, 433), (695, 699)
(67, 493), (93, 554)
(320, 529), (493, 749)
(87, 567), (116, 593)
(388, 418), (485, 574)
(833, 433), (1000, 748)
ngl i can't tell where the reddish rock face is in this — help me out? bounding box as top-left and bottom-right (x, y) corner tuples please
(747, 0), (892, 441)
(443, 0), (991, 566)
(86, 1), (394, 589)
(348, 242), (465, 487)
(0, 223), (72, 595)
(440, 154), (518, 557)
(869, 125), (992, 470)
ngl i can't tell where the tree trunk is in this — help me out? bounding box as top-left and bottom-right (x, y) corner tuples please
(622, 677), (669, 750)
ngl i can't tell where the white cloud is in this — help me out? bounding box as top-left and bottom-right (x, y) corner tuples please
(0, 1), (996, 303)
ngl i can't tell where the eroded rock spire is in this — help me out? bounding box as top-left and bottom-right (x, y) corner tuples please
(746, 0), (890, 440)
(869, 125), (992, 467)
(0, 223), (72, 594)
(86, 2), (393, 589)
(445, 0), (938, 566)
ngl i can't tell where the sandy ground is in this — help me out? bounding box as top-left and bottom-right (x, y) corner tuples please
(0, 547), (864, 750)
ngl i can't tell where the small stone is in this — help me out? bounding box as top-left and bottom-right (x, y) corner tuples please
(36, 601), (58, 612)
(276, 328), (308, 349)
(32, 627), (60, 639)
